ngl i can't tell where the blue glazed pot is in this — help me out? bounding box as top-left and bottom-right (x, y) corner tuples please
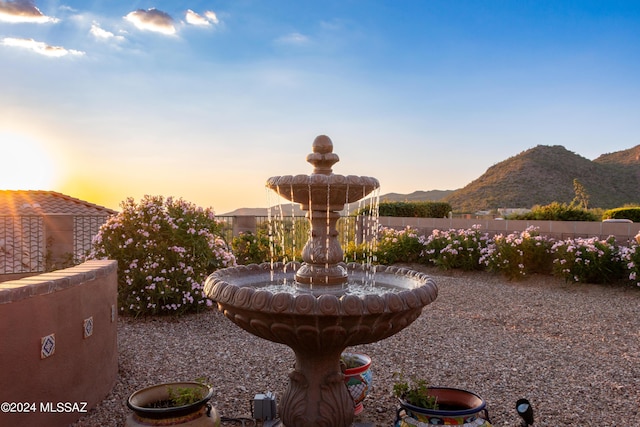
(395, 387), (492, 426)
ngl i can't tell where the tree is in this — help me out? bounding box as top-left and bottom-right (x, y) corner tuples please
(572, 178), (590, 209)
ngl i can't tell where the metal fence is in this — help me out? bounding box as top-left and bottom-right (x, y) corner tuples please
(74, 216), (110, 261)
(0, 215), (110, 275)
(216, 216), (235, 243)
(217, 215), (359, 248)
(0, 215), (44, 274)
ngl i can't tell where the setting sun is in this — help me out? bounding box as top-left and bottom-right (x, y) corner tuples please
(0, 132), (58, 190)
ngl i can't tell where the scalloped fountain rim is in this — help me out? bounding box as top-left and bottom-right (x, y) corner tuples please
(204, 262), (438, 316)
(266, 174), (379, 187)
(265, 174), (380, 206)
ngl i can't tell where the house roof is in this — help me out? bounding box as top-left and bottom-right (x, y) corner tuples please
(0, 190), (118, 216)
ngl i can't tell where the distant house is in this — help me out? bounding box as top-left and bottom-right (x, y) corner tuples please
(0, 191), (117, 279)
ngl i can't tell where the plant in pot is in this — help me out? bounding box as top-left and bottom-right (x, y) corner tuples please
(341, 352), (373, 415)
(125, 381), (220, 427)
(393, 375), (492, 427)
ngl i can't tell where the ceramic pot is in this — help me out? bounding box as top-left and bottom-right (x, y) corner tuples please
(125, 382), (220, 427)
(341, 352), (373, 415)
(395, 387), (492, 427)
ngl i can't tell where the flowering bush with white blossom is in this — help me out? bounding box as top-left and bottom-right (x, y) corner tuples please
(480, 226), (554, 280)
(421, 225), (490, 271)
(618, 233), (640, 286)
(89, 195), (236, 316)
(551, 235), (624, 284)
(374, 224), (634, 287)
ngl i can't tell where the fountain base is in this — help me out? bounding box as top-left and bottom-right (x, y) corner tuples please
(295, 262), (348, 288)
(280, 349), (354, 427)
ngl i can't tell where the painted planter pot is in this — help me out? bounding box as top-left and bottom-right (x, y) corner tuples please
(125, 382), (220, 427)
(395, 387), (492, 427)
(341, 352), (373, 415)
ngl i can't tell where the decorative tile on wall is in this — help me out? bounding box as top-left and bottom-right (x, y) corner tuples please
(83, 316), (94, 339)
(41, 333), (55, 359)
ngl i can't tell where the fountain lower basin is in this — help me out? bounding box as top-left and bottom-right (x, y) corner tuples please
(205, 262), (437, 350)
(204, 262), (437, 426)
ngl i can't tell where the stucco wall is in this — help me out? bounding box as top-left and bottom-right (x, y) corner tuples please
(0, 260), (118, 427)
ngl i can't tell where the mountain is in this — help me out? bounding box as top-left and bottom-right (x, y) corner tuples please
(222, 145), (640, 215)
(443, 145), (640, 212)
(594, 145), (640, 166)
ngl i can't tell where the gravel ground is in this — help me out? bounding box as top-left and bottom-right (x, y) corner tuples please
(72, 265), (640, 426)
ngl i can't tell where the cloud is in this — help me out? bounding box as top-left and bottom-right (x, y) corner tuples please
(185, 9), (219, 26)
(90, 22), (126, 43)
(276, 32), (310, 46)
(2, 37), (84, 57)
(204, 11), (219, 24)
(124, 8), (176, 35)
(0, 0), (58, 23)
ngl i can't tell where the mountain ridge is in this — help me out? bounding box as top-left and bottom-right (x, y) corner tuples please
(222, 145), (640, 215)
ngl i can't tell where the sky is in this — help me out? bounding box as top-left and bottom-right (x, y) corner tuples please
(1, 1), (639, 214)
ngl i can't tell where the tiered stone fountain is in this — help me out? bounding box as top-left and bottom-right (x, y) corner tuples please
(204, 135), (438, 427)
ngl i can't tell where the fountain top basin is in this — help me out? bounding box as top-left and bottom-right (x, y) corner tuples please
(265, 135), (379, 211)
(265, 174), (380, 211)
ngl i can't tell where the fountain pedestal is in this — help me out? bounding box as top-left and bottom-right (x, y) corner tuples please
(282, 348), (353, 426)
(295, 210), (347, 286)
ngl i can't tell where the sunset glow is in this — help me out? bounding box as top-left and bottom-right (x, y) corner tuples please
(1, 1), (639, 214)
(0, 132), (58, 191)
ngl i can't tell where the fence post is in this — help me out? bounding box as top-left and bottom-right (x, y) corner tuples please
(232, 216), (257, 237)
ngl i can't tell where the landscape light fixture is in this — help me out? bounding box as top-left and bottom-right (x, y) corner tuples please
(516, 398), (534, 426)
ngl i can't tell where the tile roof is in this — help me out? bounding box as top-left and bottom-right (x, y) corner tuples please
(0, 190), (118, 216)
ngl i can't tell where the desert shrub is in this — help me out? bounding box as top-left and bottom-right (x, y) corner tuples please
(551, 236), (624, 284)
(265, 217), (308, 263)
(231, 231), (272, 265)
(421, 225), (490, 271)
(343, 241), (375, 264)
(602, 206), (640, 222)
(509, 202), (599, 221)
(374, 226), (424, 265)
(90, 195), (236, 316)
(480, 226), (554, 280)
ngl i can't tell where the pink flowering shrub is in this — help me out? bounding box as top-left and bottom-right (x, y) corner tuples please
(89, 195), (236, 316)
(421, 225), (490, 271)
(618, 232), (640, 286)
(480, 226), (554, 280)
(551, 236), (624, 284)
(374, 226), (424, 265)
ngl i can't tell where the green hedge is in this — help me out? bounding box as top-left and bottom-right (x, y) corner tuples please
(508, 202), (599, 221)
(358, 201), (451, 218)
(602, 207), (640, 222)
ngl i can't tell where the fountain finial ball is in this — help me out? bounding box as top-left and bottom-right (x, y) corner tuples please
(312, 135), (333, 154)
